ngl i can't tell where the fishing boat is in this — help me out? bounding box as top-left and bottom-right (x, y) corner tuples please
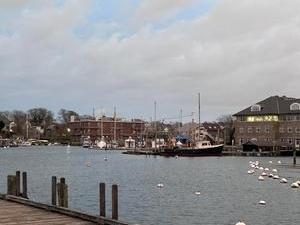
(160, 93), (223, 157)
(160, 140), (223, 157)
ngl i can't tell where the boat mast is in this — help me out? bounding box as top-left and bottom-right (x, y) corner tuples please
(198, 93), (201, 128)
(154, 101), (157, 151)
(113, 106), (117, 144)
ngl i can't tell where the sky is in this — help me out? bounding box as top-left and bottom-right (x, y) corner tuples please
(1, 0), (300, 122)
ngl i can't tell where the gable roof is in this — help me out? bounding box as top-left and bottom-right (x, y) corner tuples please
(233, 96), (300, 116)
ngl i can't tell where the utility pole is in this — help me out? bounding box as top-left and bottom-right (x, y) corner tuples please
(180, 109), (183, 134)
(26, 114), (29, 140)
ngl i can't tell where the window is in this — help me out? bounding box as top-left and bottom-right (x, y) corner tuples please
(240, 138), (244, 145)
(288, 138), (293, 145)
(265, 126), (270, 133)
(281, 138), (285, 143)
(239, 127), (244, 134)
(287, 127), (293, 133)
(296, 127), (300, 133)
(247, 127), (252, 133)
(290, 103), (300, 111)
(256, 127), (260, 133)
(250, 104), (261, 112)
(279, 127), (285, 133)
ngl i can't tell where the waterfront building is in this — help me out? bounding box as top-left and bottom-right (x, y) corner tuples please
(233, 95), (300, 152)
(68, 116), (145, 146)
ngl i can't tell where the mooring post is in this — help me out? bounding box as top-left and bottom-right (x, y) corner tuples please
(112, 184), (118, 220)
(293, 148), (296, 165)
(16, 171), (21, 196)
(7, 175), (16, 195)
(57, 177), (68, 208)
(52, 176), (57, 205)
(100, 183), (106, 217)
(22, 172), (28, 199)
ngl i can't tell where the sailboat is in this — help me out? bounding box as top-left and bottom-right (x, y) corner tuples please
(160, 93), (224, 157)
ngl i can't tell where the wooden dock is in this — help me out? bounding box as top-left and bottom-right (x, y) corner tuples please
(0, 198), (95, 225)
(1, 171), (131, 225)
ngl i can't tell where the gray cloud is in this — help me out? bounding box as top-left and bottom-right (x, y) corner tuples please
(1, 0), (300, 121)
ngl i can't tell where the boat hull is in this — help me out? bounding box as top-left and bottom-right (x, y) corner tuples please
(160, 145), (223, 157)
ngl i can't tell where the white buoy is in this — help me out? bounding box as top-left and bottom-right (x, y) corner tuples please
(175, 155), (179, 158)
(250, 164), (255, 168)
(247, 170), (255, 174)
(268, 173), (274, 178)
(261, 172), (267, 176)
(86, 161), (91, 167)
(258, 176), (265, 181)
(255, 161), (259, 165)
(273, 175), (279, 179)
(269, 161), (273, 164)
(259, 200), (266, 205)
(104, 157), (108, 161)
(272, 169), (278, 173)
(295, 181), (300, 185)
(235, 221), (246, 225)
(280, 178), (287, 183)
(291, 182), (300, 188)
(277, 160), (282, 164)
(157, 183), (164, 188)
(259, 167), (264, 170)
(194, 191), (201, 195)
(264, 168), (269, 171)
(249, 161), (253, 164)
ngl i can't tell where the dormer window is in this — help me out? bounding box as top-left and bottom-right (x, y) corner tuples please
(250, 104), (261, 112)
(290, 103), (300, 111)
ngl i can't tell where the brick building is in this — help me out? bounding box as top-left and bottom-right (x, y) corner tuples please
(233, 96), (300, 152)
(68, 116), (145, 146)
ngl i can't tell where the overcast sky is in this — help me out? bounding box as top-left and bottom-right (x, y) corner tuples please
(1, 0), (300, 122)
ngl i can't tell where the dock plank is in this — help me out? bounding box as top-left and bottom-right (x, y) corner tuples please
(0, 200), (96, 225)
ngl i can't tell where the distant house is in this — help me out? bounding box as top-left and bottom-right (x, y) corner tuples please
(233, 95), (300, 152)
(0, 112), (12, 132)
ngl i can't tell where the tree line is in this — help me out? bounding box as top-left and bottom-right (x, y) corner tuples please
(0, 108), (79, 137)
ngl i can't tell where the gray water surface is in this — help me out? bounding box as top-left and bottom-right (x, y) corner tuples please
(0, 146), (299, 225)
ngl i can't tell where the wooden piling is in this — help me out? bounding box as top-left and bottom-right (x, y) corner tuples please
(112, 184), (118, 220)
(57, 177), (68, 208)
(22, 172), (28, 199)
(16, 171), (21, 196)
(7, 175), (16, 196)
(293, 148), (296, 165)
(52, 176), (57, 205)
(99, 183), (106, 217)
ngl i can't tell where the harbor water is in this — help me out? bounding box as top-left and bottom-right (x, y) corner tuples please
(0, 146), (299, 225)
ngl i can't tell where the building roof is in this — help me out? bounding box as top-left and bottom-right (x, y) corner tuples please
(233, 96), (300, 116)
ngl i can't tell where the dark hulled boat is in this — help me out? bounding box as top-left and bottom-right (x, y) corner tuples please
(160, 141), (223, 157)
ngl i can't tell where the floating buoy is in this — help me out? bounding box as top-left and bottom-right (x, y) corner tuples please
(259, 200), (266, 205)
(157, 183), (164, 188)
(259, 167), (264, 170)
(255, 161), (259, 165)
(295, 181), (300, 185)
(250, 164), (255, 168)
(249, 161), (253, 164)
(175, 155), (179, 159)
(291, 182), (299, 188)
(261, 172), (267, 176)
(264, 168), (269, 171)
(280, 178), (287, 183)
(194, 191), (201, 195)
(258, 176), (265, 181)
(277, 160), (282, 164)
(86, 161), (91, 167)
(235, 221), (246, 225)
(104, 157), (108, 161)
(273, 175), (279, 179)
(268, 173), (274, 178)
(255, 166), (259, 169)
(272, 169), (277, 173)
(247, 170), (255, 174)
(269, 161), (273, 164)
